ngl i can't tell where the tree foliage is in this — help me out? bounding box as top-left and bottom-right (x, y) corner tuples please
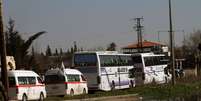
(5, 18), (46, 69)
(55, 48), (59, 56)
(182, 30), (201, 55)
(106, 42), (117, 51)
(60, 48), (63, 55)
(46, 45), (52, 56)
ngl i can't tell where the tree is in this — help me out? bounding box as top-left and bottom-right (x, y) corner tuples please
(73, 41), (78, 52)
(46, 45), (52, 56)
(60, 48), (63, 56)
(70, 47), (74, 54)
(182, 30), (201, 55)
(5, 18), (46, 69)
(106, 42), (117, 51)
(55, 48), (59, 56)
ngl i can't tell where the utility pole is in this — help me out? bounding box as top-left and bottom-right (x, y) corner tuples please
(133, 17), (144, 53)
(0, 0), (9, 100)
(169, 0), (176, 85)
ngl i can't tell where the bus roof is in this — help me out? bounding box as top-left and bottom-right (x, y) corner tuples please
(132, 52), (165, 57)
(7, 70), (39, 77)
(75, 51), (131, 55)
(64, 68), (82, 75)
(45, 68), (82, 75)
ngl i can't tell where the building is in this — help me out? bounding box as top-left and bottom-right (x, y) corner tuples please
(121, 40), (169, 54)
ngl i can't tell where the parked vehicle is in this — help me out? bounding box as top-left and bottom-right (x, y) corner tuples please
(45, 68), (88, 96)
(73, 51), (135, 91)
(0, 70), (46, 101)
(131, 52), (171, 85)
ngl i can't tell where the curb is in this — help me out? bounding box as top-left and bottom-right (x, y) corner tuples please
(62, 94), (139, 101)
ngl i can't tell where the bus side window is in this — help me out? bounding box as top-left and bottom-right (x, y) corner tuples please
(18, 77), (28, 85)
(27, 77), (36, 84)
(81, 75), (87, 81)
(68, 75), (80, 82)
(75, 75), (80, 81)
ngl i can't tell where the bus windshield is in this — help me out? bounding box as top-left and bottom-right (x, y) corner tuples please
(74, 53), (97, 67)
(45, 75), (65, 84)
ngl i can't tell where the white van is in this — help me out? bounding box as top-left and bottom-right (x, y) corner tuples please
(45, 68), (88, 96)
(4, 70), (46, 101)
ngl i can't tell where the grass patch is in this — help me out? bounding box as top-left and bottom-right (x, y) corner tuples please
(46, 77), (201, 100)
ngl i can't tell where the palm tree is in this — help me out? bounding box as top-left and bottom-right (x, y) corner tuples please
(5, 18), (46, 69)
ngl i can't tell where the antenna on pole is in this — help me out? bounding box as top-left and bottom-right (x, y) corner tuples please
(133, 17), (144, 53)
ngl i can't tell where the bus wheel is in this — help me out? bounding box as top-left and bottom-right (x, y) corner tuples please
(83, 88), (86, 94)
(39, 93), (44, 101)
(111, 81), (115, 90)
(22, 94), (27, 101)
(70, 89), (74, 96)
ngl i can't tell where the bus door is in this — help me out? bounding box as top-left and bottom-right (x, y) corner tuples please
(45, 74), (66, 95)
(8, 77), (17, 99)
(67, 74), (81, 94)
(77, 67), (98, 90)
(74, 53), (99, 90)
(27, 77), (37, 99)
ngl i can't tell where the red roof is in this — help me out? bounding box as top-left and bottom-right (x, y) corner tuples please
(122, 40), (164, 49)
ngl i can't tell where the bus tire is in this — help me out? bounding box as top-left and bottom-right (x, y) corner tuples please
(111, 81), (115, 90)
(83, 88), (86, 94)
(39, 93), (44, 101)
(22, 94), (27, 101)
(70, 89), (74, 96)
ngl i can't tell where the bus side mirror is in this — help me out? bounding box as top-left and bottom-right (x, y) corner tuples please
(42, 80), (45, 84)
(81, 75), (87, 82)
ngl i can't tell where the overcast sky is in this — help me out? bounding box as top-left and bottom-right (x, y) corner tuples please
(3, 0), (201, 52)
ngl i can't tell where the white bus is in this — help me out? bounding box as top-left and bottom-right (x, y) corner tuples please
(45, 68), (88, 96)
(0, 70), (46, 101)
(131, 52), (171, 85)
(73, 51), (135, 91)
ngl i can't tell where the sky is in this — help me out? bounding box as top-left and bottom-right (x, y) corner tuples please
(3, 0), (201, 53)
